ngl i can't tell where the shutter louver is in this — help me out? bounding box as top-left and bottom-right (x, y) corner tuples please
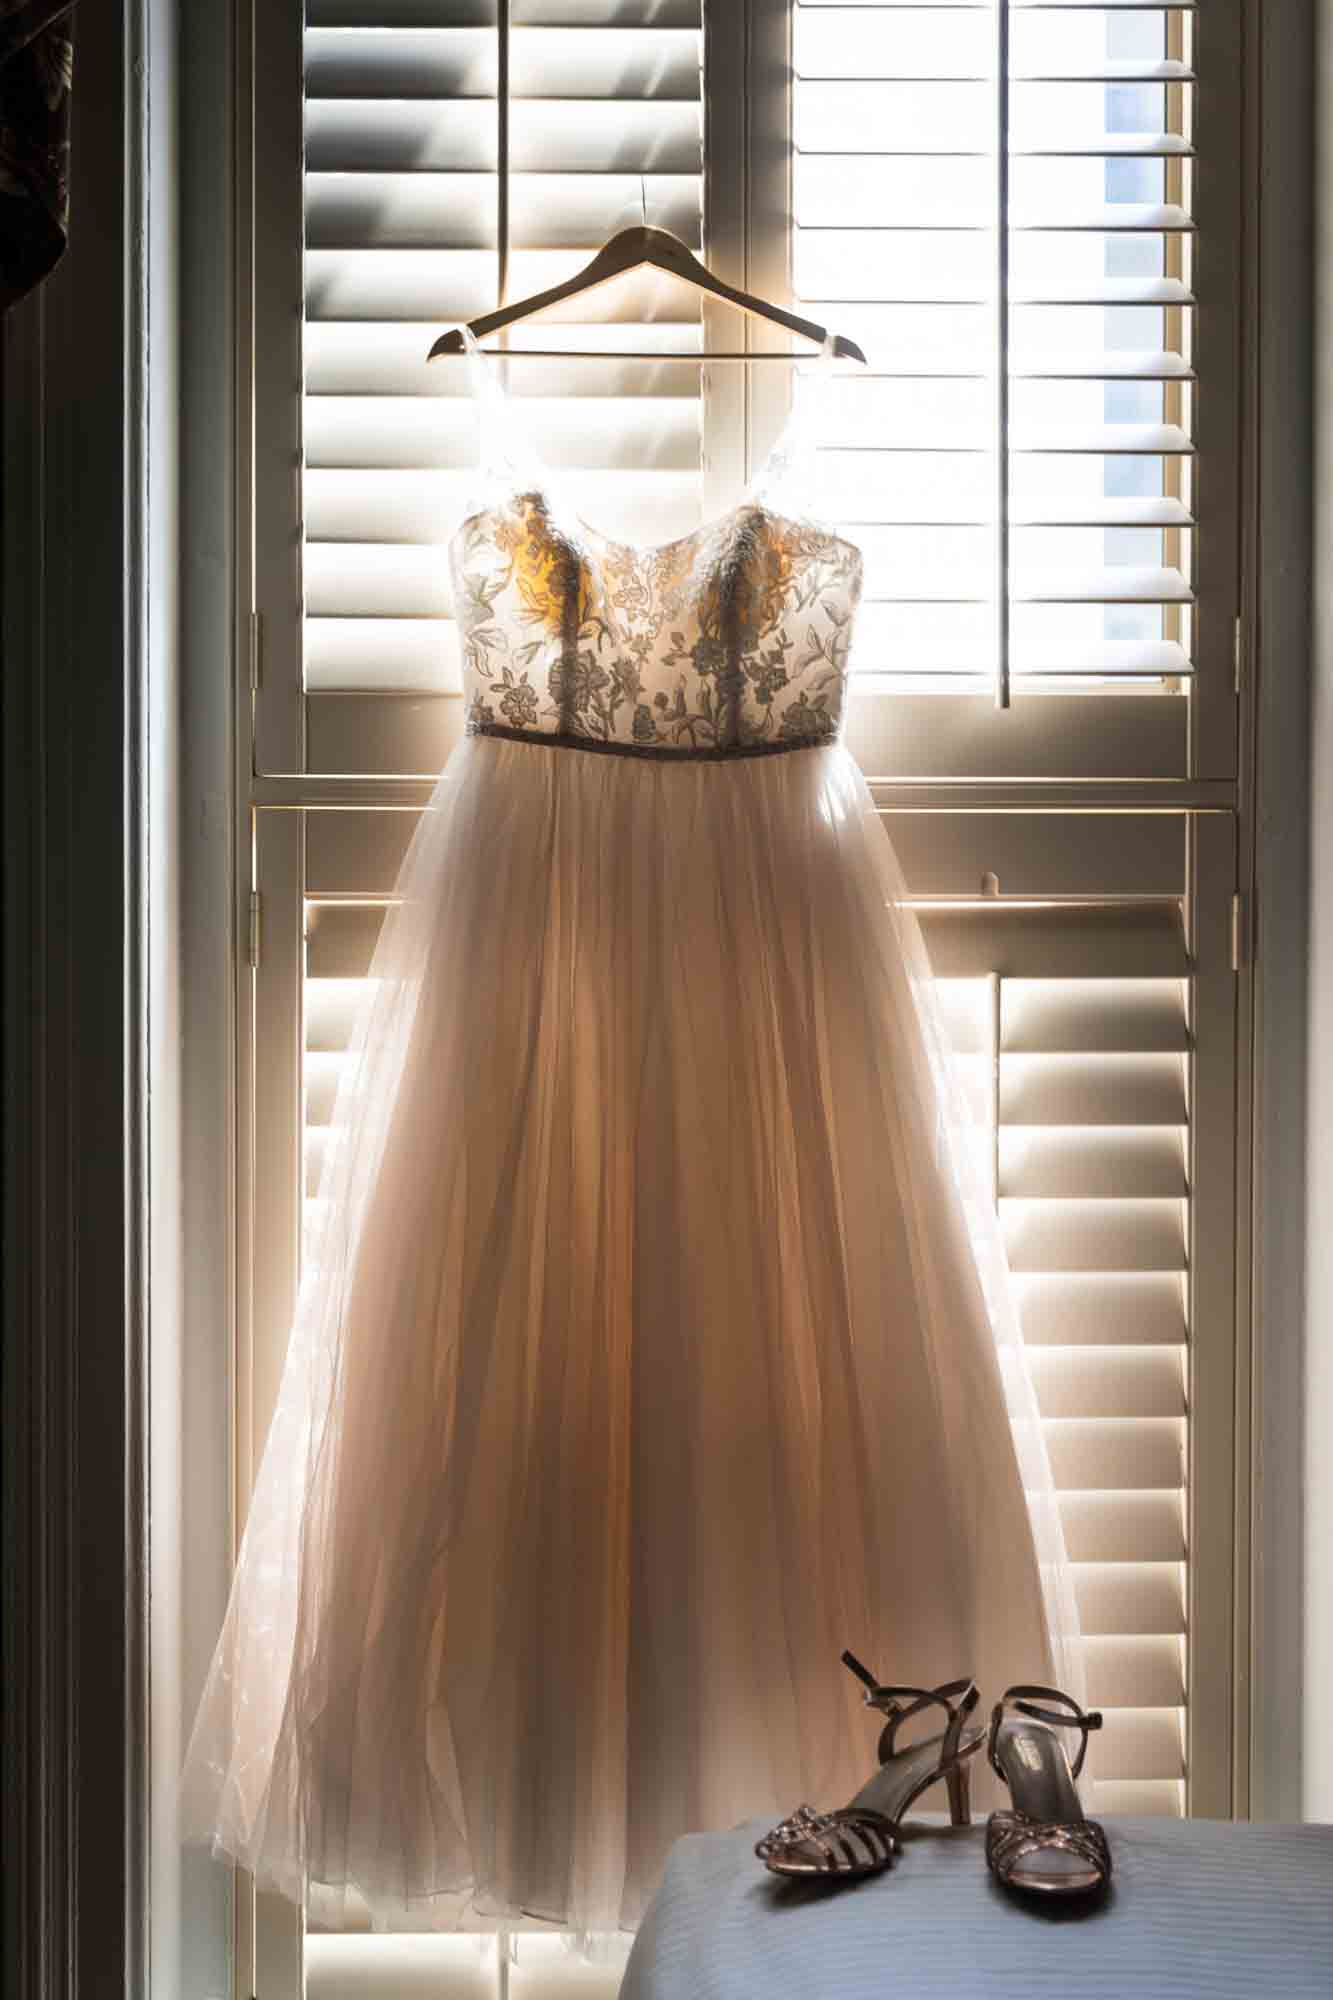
(301, 0), (705, 774)
(793, 1), (1197, 699)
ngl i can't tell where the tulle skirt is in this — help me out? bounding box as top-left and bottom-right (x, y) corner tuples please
(181, 733), (1078, 1933)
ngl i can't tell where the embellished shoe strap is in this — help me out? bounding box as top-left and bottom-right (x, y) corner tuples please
(985, 1808), (1112, 1886)
(755, 1801), (899, 1874)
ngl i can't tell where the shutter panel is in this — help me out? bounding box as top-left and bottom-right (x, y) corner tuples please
(791, 0), (1239, 785)
(296, 806), (1222, 1821)
(297, 0), (705, 778)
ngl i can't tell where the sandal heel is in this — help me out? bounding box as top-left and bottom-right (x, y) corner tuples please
(945, 1757), (971, 1827)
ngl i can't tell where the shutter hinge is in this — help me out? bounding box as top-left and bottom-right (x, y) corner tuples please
(1233, 615), (1244, 694)
(247, 889), (262, 969)
(249, 609), (263, 692)
(1231, 891), (1246, 972)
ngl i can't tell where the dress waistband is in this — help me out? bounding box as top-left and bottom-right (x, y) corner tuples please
(467, 723), (830, 763)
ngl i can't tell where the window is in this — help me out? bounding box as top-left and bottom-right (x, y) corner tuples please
(237, 3), (1247, 1991)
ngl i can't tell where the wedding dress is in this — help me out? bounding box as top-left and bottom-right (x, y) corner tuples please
(181, 334), (1079, 1934)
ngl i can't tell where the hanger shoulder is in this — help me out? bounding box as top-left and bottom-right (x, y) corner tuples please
(428, 225), (865, 365)
(428, 229), (661, 358)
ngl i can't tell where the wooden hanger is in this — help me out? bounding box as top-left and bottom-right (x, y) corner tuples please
(427, 225), (867, 365)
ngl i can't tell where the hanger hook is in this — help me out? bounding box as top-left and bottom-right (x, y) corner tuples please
(640, 174), (647, 228)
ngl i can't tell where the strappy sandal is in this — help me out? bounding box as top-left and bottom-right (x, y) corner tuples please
(754, 1652), (984, 1882)
(985, 1684), (1112, 1899)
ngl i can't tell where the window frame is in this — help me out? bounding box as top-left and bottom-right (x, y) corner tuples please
(7, 3), (1316, 1997)
(228, 0), (1262, 1983)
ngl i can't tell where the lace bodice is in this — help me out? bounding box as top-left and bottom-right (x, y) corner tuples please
(449, 336), (863, 756)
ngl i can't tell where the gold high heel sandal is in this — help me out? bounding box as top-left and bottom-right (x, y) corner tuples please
(755, 1653), (984, 1882)
(985, 1684), (1112, 1900)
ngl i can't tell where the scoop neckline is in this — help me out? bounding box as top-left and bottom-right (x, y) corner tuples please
(566, 491), (764, 559)
(563, 490), (862, 565)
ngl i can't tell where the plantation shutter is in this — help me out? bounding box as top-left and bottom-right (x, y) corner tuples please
(786, 0), (1242, 1816)
(287, 803), (1237, 1844)
(794, 0), (1241, 784)
(254, 0), (706, 779)
(239, 4), (1246, 1992)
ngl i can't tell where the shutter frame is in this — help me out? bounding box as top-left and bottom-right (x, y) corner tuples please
(234, 22), (1252, 1982)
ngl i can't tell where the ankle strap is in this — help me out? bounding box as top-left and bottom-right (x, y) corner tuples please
(842, 1652), (979, 1765)
(987, 1683), (1103, 1782)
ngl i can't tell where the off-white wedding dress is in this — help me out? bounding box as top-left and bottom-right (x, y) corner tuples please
(182, 336), (1079, 1934)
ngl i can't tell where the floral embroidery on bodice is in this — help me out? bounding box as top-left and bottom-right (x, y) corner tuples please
(449, 334), (864, 755)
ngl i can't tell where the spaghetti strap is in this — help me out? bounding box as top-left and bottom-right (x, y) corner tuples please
(747, 340), (838, 528)
(459, 327), (540, 509)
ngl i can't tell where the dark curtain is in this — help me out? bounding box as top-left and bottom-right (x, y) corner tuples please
(0, 1), (74, 311)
